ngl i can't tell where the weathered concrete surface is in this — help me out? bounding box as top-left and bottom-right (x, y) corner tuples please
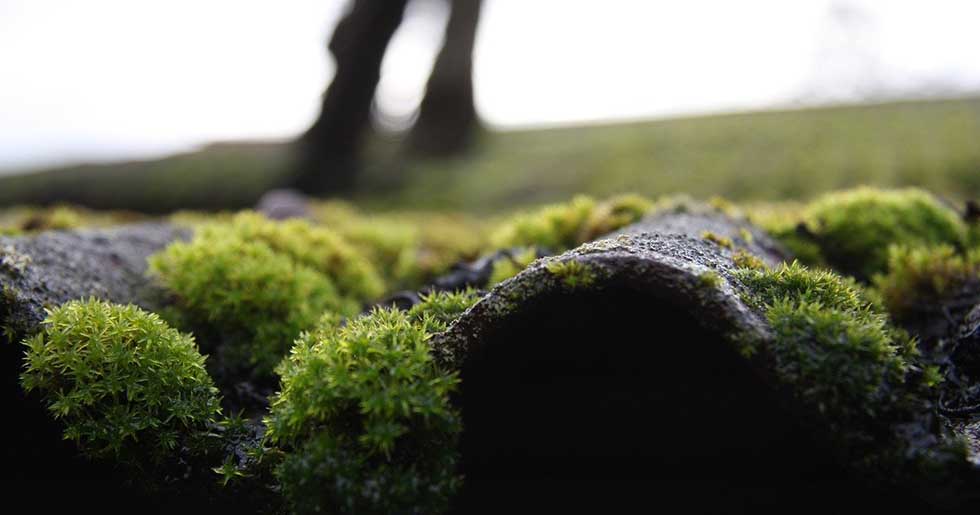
(433, 209), (782, 369)
(0, 223), (187, 343)
(610, 209), (790, 266)
(426, 209), (787, 296)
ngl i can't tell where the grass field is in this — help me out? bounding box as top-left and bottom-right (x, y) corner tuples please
(1, 96), (978, 213)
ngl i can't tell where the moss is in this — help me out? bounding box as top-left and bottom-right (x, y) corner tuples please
(265, 308), (461, 514)
(490, 194), (652, 252)
(0, 244), (31, 276)
(764, 299), (911, 418)
(545, 260), (597, 288)
(490, 195), (596, 251)
(738, 261), (874, 313)
(698, 270), (723, 289)
(149, 232), (357, 375)
(213, 212), (385, 302)
(735, 261), (951, 475)
(800, 187), (968, 279)
(37, 206), (83, 230)
(488, 247), (539, 287)
(873, 245), (980, 320)
(707, 195), (741, 217)
(966, 216), (980, 248)
(701, 230), (734, 250)
(0, 204), (144, 233)
(580, 193), (653, 242)
(738, 228), (754, 244)
(732, 249), (766, 271)
(312, 201), (488, 290)
(769, 225), (827, 267)
(407, 289), (482, 333)
(19, 299), (221, 466)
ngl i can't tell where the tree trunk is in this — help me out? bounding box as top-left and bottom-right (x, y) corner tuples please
(292, 0), (410, 195)
(408, 0), (484, 157)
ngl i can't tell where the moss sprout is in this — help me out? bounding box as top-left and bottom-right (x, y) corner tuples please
(800, 187), (968, 279)
(738, 228), (754, 244)
(490, 195), (596, 251)
(701, 230), (734, 249)
(707, 195), (741, 217)
(732, 249), (766, 271)
(698, 270), (723, 289)
(19, 299), (221, 465)
(545, 260), (597, 288)
(580, 193), (653, 242)
(149, 232), (357, 375)
(490, 194), (652, 252)
(265, 308), (461, 514)
(873, 245), (980, 320)
(0, 204), (143, 233)
(35, 205), (83, 230)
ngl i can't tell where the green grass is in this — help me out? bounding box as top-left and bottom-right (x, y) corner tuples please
(386, 96), (980, 211)
(1, 96), (979, 213)
(0, 142), (287, 213)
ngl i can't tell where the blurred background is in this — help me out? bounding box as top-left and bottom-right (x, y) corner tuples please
(0, 0), (978, 212)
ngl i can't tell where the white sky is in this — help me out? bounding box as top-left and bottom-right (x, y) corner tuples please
(1, 0), (979, 172)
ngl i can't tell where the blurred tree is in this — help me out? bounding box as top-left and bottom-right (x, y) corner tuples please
(292, 0), (410, 194)
(408, 0), (484, 157)
(293, 0), (484, 195)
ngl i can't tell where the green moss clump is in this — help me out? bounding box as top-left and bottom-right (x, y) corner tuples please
(491, 195), (596, 251)
(19, 299), (221, 465)
(490, 194), (652, 252)
(764, 298), (911, 421)
(407, 289), (482, 333)
(0, 204), (144, 234)
(580, 193), (653, 242)
(31, 205), (83, 230)
(732, 249), (766, 271)
(697, 270), (723, 289)
(488, 247), (539, 287)
(312, 201), (487, 290)
(735, 261), (952, 472)
(545, 260), (597, 288)
(265, 308), (461, 514)
(738, 261), (874, 313)
(873, 245), (980, 319)
(212, 212), (385, 302)
(800, 187), (967, 279)
(738, 228), (754, 244)
(149, 233), (356, 375)
(701, 230), (734, 249)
